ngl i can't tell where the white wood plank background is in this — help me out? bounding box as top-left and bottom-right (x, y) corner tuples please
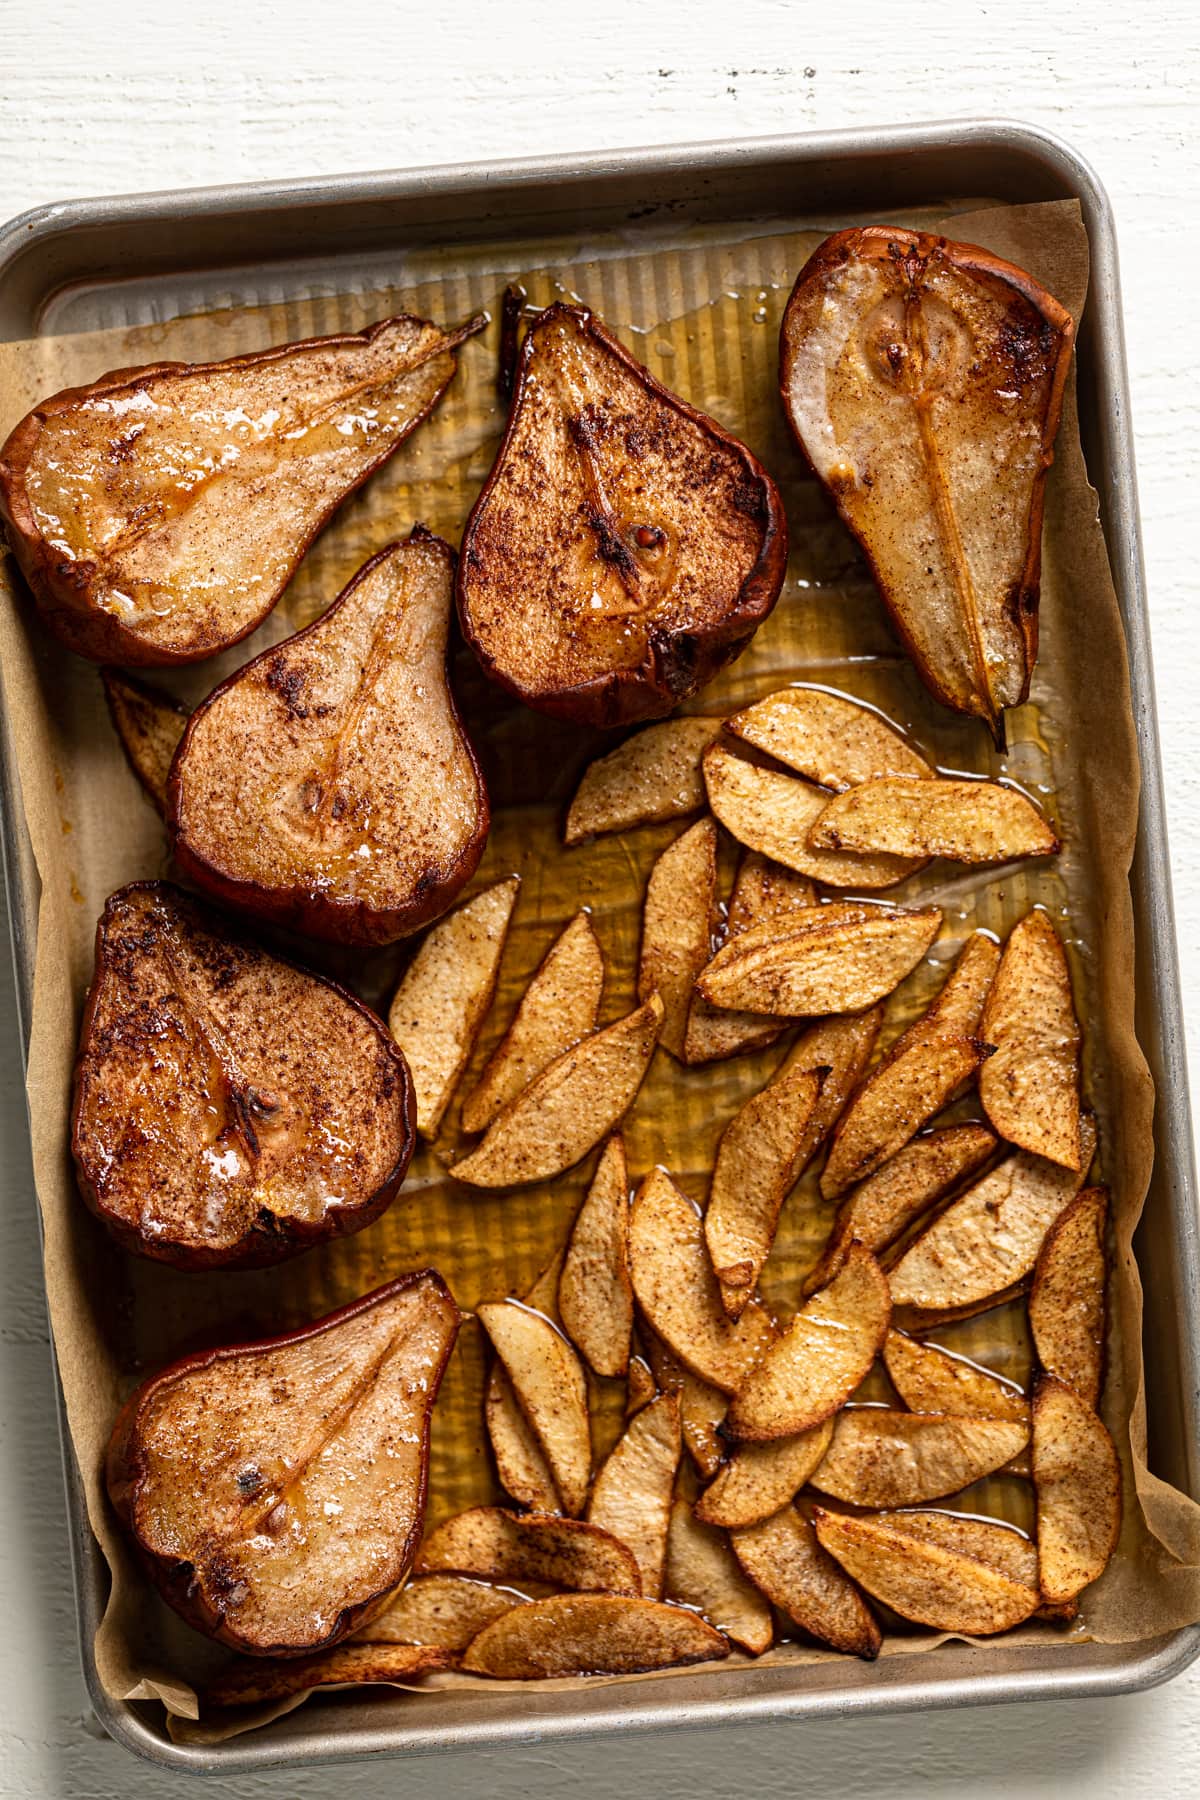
(0, 2), (1197, 1793)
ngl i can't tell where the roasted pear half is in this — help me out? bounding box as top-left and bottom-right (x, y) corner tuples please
(169, 529), (488, 946)
(0, 312), (484, 666)
(72, 882), (415, 1268)
(780, 229), (1074, 739)
(106, 1270), (459, 1655)
(457, 302), (788, 726)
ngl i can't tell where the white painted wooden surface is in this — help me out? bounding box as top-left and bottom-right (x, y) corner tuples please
(0, 2), (1197, 1792)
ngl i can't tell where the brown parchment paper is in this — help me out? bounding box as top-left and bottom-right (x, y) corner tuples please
(1, 193), (1199, 1742)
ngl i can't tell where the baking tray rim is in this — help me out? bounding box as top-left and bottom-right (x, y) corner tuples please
(0, 115), (1196, 1774)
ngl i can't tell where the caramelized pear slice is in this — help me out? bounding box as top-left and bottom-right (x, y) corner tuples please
(888, 1114), (1096, 1313)
(638, 817), (718, 1058)
(458, 302), (787, 726)
(726, 1242), (890, 1441)
(810, 777), (1059, 864)
(883, 1330), (1030, 1425)
(106, 1271), (459, 1656)
(587, 1393), (682, 1599)
(665, 1500), (774, 1654)
(643, 1328), (729, 1476)
(731, 1506), (881, 1659)
(1029, 1186), (1109, 1406)
(780, 228), (1074, 737)
(461, 911), (604, 1133)
(0, 313), (484, 665)
(207, 1643), (457, 1709)
(705, 1064), (822, 1317)
(450, 995), (663, 1188)
(695, 1418), (835, 1529)
(696, 902), (942, 1018)
(725, 686), (932, 790)
(683, 852), (817, 1064)
(558, 1135), (634, 1378)
(564, 718), (720, 843)
(368, 1573), (530, 1650)
(461, 1593), (728, 1678)
(1032, 1375), (1121, 1602)
(476, 1302), (592, 1517)
(73, 882), (414, 1269)
(812, 1508), (1040, 1635)
(810, 1409), (1028, 1506)
(820, 930), (999, 1199)
(389, 877), (520, 1140)
(101, 668), (188, 815)
(486, 1364), (562, 1513)
(703, 741), (922, 888)
(980, 909), (1083, 1168)
(416, 1508), (641, 1595)
(629, 1168), (776, 1393)
(169, 530), (489, 946)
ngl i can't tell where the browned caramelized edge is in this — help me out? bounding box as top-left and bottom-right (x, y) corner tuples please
(457, 301), (789, 729)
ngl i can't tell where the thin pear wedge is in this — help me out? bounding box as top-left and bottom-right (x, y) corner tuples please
(643, 1328), (729, 1476)
(451, 994), (663, 1187)
(703, 740), (922, 887)
(638, 818), (718, 1058)
(684, 852), (817, 1064)
(1029, 1186), (1109, 1406)
(461, 911), (604, 1133)
(0, 312), (485, 665)
(476, 1302), (592, 1518)
(863, 1510), (1039, 1590)
(73, 882), (414, 1269)
(389, 877), (520, 1139)
(101, 668), (188, 815)
(731, 1506), (881, 1659)
(587, 1393), (682, 1599)
(1033, 1376), (1121, 1603)
(169, 530), (489, 946)
(106, 1271), (460, 1656)
(726, 1243), (890, 1441)
(367, 1573), (532, 1649)
(812, 1508), (1040, 1635)
(780, 1008), (885, 1164)
(558, 1136), (634, 1378)
(629, 1168), (776, 1393)
(810, 1409), (1028, 1506)
(810, 778), (1059, 864)
(980, 909), (1083, 1168)
(695, 1417), (835, 1529)
(457, 301), (787, 727)
(804, 1123), (998, 1297)
(780, 227), (1074, 737)
(416, 1508), (641, 1595)
(564, 718), (720, 843)
(697, 903), (942, 1019)
(821, 931), (1000, 1199)
(725, 687), (933, 790)
(705, 1064), (823, 1318)
(626, 1351), (657, 1416)
(883, 1330), (1029, 1425)
(206, 1643), (458, 1709)
(888, 1114), (1097, 1313)
(461, 1593), (729, 1678)
(666, 1500), (774, 1654)
(485, 1364), (562, 1513)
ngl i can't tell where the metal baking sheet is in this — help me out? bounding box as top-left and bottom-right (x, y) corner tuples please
(0, 119), (1197, 1773)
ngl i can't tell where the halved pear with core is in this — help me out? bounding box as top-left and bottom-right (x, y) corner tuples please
(458, 302), (788, 726)
(169, 529), (489, 946)
(0, 313), (484, 665)
(72, 882), (415, 1269)
(780, 228), (1074, 739)
(106, 1271), (460, 1656)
